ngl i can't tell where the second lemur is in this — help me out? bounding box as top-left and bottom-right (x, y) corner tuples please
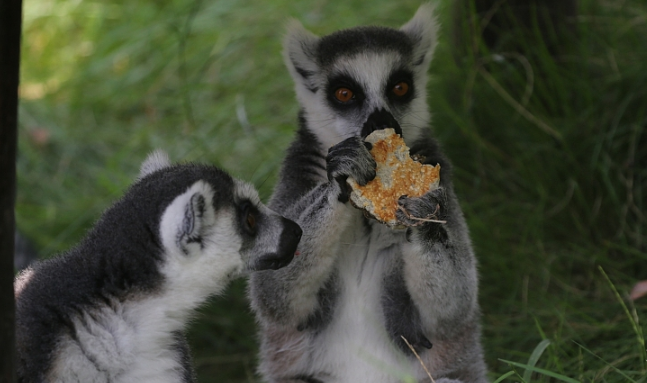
(16, 152), (302, 383)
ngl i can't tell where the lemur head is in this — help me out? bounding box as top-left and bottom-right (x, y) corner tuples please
(284, 4), (438, 148)
(130, 151), (301, 297)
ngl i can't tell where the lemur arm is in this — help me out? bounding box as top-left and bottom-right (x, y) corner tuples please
(396, 132), (480, 338)
(249, 128), (374, 328)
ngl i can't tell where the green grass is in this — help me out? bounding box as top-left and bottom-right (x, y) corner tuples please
(17, 0), (646, 381)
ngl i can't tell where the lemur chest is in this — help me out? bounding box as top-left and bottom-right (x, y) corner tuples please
(312, 219), (414, 380)
(48, 298), (186, 383)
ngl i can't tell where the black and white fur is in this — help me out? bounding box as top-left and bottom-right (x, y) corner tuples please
(249, 5), (487, 382)
(15, 151), (302, 383)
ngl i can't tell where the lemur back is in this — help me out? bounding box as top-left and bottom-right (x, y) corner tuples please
(15, 152), (301, 383)
(249, 5), (488, 383)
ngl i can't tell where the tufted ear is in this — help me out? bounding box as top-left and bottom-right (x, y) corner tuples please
(160, 181), (216, 256)
(139, 149), (171, 180)
(283, 19), (321, 93)
(400, 3), (439, 70)
(177, 192), (206, 253)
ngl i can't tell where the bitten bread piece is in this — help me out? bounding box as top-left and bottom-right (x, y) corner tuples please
(347, 128), (440, 227)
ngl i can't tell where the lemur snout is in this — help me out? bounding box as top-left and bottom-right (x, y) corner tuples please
(361, 108), (402, 138)
(252, 217), (302, 271)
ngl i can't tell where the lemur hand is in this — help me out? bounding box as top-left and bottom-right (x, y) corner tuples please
(396, 187), (449, 243)
(326, 136), (376, 203)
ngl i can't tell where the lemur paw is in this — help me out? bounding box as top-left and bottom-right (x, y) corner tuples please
(326, 136), (376, 202)
(396, 187), (447, 226)
(397, 188), (449, 243)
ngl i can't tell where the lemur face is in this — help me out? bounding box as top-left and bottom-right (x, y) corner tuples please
(138, 151), (301, 295)
(283, 6), (439, 148)
(231, 179), (302, 272)
(158, 178), (300, 271)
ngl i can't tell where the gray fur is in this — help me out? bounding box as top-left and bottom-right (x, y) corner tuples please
(249, 4), (487, 382)
(15, 152), (301, 383)
(138, 149), (171, 180)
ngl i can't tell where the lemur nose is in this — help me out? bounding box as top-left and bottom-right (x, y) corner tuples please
(361, 108), (402, 138)
(275, 218), (302, 266)
(252, 218), (302, 271)
(284, 218), (302, 243)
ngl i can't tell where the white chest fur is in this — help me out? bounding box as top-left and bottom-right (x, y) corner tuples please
(48, 295), (189, 383)
(313, 217), (417, 381)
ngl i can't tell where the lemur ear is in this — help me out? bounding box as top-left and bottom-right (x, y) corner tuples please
(283, 19), (320, 93)
(160, 181), (215, 256)
(400, 3), (439, 70)
(139, 149), (171, 180)
(178, 193), (206, 252)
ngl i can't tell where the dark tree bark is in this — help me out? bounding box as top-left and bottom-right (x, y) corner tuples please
(0, 0), (22, 380)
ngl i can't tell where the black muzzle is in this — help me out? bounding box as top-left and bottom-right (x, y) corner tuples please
(252, 217), (302, 271)
(361, 108), (402, 138)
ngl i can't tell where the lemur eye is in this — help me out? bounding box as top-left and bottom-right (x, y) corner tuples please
(392, 82), (409, 97)
(240, 202), (257, 235)
(334, 87), (354, 103)
(246, 211), (256, 231)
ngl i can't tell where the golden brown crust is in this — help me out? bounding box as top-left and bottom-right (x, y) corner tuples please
(348, 128), (440, 226)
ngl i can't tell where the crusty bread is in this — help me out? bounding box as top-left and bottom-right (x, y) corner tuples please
(347, 128), (440, 227)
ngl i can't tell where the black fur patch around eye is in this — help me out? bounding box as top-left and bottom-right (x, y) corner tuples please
(385, 69), (415, 106)
(325, 74), (365, 112)
(237, 200), (260, 237)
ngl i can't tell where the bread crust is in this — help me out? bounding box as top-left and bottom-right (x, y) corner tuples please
(348, 128), (440, 227)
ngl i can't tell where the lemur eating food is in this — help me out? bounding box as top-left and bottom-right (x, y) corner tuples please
(249, 4), (488, 382)
(15, 151), (302, 383)
(347, 128), (442, 227)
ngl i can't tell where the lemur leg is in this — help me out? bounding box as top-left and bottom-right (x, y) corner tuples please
(394, 186), (484, 383)
(396, 183), (480, 338)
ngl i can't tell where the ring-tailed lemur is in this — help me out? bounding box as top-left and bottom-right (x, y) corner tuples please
(249, 5), (487, 383)
(15, 151), (302, 383)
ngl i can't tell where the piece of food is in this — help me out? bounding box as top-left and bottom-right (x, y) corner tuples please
(347, 128), (441, 227)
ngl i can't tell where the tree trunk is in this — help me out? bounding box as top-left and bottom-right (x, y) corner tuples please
(0, 0), (22, 380)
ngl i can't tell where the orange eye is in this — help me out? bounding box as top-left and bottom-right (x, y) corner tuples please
(335, 87), (354, 102)
(393, 82), (409, 96)
(246, 212), (256, 230)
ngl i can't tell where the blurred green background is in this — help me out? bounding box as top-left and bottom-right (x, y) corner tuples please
(17, 0), (646, 381)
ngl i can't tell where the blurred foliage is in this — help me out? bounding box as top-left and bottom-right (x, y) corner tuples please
(17, 0), (646, 381)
